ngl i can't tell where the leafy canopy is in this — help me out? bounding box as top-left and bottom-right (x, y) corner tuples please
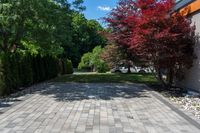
(78, 46), (109, 73)
(106, 0), (196, 86)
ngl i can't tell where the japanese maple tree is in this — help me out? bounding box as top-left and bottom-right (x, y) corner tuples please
(105, 0), (139, 73)
(101, 43), (140, 73)
(100, 44), (122, 68)
(106, 0), (196, 87)
(106, 0), (138, 47)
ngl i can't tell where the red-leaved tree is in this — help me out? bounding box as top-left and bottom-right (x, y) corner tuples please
(106, 0), (196, 87)
(100, 44), (122, 68)
(106, 0), (137, 47)
(105, 0), (139, 73)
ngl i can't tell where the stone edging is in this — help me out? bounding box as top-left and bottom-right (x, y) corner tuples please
(144, 85), (200, 129)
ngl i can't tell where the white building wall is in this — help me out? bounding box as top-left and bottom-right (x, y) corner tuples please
(180, 11), (200, 92)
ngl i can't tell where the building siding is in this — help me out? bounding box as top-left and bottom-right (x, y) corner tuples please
(178, 0), (200, 16)
(174, 0), (194, 11)
(179, 10), (200, 92)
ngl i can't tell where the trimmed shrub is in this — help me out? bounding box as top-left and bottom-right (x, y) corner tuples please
(65, 59), (73, 74)
(60, 58), (73, 74)
(19, 55), (34, 86)
(0, 53), (73, 96)
(0, 56), (7, 95)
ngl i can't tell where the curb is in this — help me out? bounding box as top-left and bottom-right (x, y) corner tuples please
(144, 84), (200, 129)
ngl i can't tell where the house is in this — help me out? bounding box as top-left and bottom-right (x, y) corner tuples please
(175, 0), (200, 91)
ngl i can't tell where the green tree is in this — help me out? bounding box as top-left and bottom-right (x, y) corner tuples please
(72, 0), (86, 12)
(67, 13), (107, 67)
(78, 46), (109, 73)
(78, 52), (93, 71)
(0, 0), (72, 56)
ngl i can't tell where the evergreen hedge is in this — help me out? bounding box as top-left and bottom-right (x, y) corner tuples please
(60, 58), (74, 74)
(0, 54), (73, 96)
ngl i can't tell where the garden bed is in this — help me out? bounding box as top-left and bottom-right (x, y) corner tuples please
(151, 84), (200, 119)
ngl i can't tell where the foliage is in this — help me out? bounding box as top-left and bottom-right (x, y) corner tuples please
(78, 52), (93, 71)
(96, 62), (109, 73)
(0, 0), (72, 56)
(100, 44), (125, 68)
(65, 59), (74, 74)
(100, 44), (141, 73)
(0, 53), (73, 96)
(78, 46), (109, 73)
(0, 0), (107, 68)
(72, 0), (86, 12)
(104, 0), (139, 72)
(106, 0), (196, 86)
(67, 13), (107, 67)
(105, 0), (137, 48)
(60, 58), (74, 74)
(0, 61), (5, 95)
(0, 0), (107, 95)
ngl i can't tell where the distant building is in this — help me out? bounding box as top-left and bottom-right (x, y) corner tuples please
(175, 0), (200, 91)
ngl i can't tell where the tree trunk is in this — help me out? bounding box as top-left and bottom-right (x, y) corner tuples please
(127, 61), (131, 73)
(166, 68), (174, 88)
(157, 68), (168, 88)
(127, 65), (131, 73)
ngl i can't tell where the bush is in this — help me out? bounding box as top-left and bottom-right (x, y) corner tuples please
(96, 62), (109, 73)
(60, 58), (73, 74)
(0, 53), (72, 96)
(65, 59), (73, 74)
(1, 54), (20, 92)
(78, 46), (109, 73)
(19, 55), (34, 86)
(78, 53), (92, 71)
(0, 57), (6, 95)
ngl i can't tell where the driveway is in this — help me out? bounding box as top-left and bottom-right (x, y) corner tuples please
(0, 83), (200, 133)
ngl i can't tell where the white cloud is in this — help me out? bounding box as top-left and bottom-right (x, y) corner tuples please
(97, 6), (111, 11)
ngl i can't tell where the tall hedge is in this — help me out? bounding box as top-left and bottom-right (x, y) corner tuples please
(60, 58), (73, 74)
(0, 54), (73, 96)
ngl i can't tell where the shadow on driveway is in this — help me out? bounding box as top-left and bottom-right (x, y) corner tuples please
(40, 83), (150, 101)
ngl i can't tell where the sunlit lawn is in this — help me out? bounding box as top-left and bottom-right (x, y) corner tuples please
(52, 72), (158, 84)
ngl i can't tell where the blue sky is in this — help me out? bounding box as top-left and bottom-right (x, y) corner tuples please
(69, 0), (181, 26)
(83, 0), (118, 22)
(69, 0), (118, 25)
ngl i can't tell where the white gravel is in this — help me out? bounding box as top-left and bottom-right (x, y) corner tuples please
(170, 92), (200, 119)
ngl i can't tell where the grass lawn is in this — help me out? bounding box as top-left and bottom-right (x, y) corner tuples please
(52, 72), (159, 84)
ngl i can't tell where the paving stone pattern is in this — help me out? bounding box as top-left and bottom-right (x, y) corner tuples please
(0, 83), (200, 133)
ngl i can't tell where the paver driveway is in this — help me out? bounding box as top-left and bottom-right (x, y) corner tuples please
(0, 83), (200, 133)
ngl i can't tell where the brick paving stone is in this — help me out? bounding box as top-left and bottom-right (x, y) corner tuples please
(0, 83), (200, 133)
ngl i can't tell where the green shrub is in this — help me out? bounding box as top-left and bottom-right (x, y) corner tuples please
(32, 56), (40, 82)
(78, 46), (109, 73)
(45, 56), (60, 78)
(96, 62), (109, 73)
(61, 58), (73, 74)
(65, 59), (73, 74)
(19, 55), (33, 86)
(1, 54), (17, 91)
(78, 53), (93, 70)
(0, 53), (62, 96)
(58, 59), (64, 75)
(0, 56), (7, 96)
